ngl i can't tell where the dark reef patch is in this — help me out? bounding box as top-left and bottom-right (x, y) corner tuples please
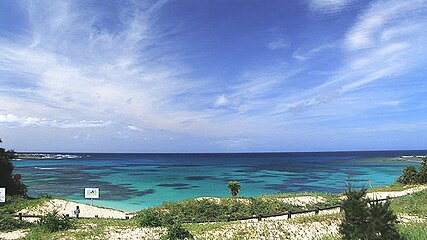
(185, 176), (215, 181)
(157, 183), (190, 188)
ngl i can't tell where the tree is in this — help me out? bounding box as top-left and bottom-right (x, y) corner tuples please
(340, 187), (402, 240)
(0, 140), (27, 196)
(397, 157), (427, 184)
(418, 157), (427, 183)
(366, 201), (401, 240)
(340, 188), (369, 240)
(227, 181), (241, 197)
(397, 166), (419, 184)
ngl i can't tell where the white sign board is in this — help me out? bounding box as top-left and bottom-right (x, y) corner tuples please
(84, 188), (99, 199)
(0, 188), (5, 203)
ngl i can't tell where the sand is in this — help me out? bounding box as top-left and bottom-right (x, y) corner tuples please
(366, 185), (427, 200)
(0, 230), (28, 240)
(274, 196), (326, 206)
(18, 199), (133, 220)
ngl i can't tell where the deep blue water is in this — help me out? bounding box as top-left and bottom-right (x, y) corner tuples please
(13, 151), (424, 211)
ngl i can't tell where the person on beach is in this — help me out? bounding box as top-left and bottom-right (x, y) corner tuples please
(74, 206), (80, 218)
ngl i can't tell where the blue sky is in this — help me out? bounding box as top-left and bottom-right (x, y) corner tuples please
(1, 0), (427, 153)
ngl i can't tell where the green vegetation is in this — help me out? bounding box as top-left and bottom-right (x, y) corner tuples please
(397, 157), (427, 184)
(340, 187), (401, 240)
(0, 214), (32, 231)
(0, 140), (27, 196)
(390, 188), (427, 218)
(37, 211), (73, 233)
(399, 222), (427, 240)
(0, 195), (51, 214)
(162, 224), (194, 240)
(227, 180), (241, 197)
(136, 193), (338, 223)
(0, 187), (425, 239)
(137, 208), (175, 227)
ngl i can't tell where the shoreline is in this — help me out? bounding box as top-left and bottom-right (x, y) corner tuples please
(16, 185), (427, 220)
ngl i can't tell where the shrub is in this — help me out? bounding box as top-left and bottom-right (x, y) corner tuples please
(0, 214), (31, 231)
(137, 208), (175, 227)
(162, 224), (194, 240)
(38, 211), (72, 232)
(397, 157), (427, 185)
(397, 166), (420, 184)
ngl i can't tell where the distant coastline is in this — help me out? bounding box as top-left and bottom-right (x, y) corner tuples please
(15, 153), (85, 160)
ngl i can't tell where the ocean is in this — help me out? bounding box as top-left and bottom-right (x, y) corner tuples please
(13, 151), (424, 211)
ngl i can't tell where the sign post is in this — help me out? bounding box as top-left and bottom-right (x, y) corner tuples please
(0, 188), (5, 203)
(84, 188), (99, 206)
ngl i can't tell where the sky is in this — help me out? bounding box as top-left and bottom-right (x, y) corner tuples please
(0, 0), (427, 153)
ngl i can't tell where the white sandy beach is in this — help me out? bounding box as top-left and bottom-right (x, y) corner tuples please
(18, 199), (134, 220)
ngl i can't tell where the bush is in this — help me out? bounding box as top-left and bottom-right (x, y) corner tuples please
(38, 211), (72, 232)
(162, 224), (194, 240)
(397, 166), (420, 184)
(137, 208), (175, 227)
(0, 214), (31, 231)
(397, 157), (427, 185)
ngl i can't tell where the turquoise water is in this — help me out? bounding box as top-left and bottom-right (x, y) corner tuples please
(13, 151), (423, 211)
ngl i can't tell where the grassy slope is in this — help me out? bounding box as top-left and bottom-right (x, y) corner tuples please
(0, 195), (51, 214)
(3, 186), (427, 239)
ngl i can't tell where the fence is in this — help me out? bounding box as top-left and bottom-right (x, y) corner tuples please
(8, 195), (402, 223)
(180, 196), (396, 223)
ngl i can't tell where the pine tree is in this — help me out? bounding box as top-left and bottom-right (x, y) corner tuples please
(340, 187), (402, 240)
(366, 201), (401, 240)
(340, 188), (369, 240)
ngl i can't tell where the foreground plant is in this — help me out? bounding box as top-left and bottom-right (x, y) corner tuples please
(38, 211), (72, 233)
(340, 187), (401, 240)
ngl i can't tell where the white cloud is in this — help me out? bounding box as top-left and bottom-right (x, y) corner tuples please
(212, 137), (254, 149)
(292, 44), (336, 61)
(214, 95), (230, 107)
(308, 0), (357, 13)
(267, 38), (290, 50)
(127, 125), (143, 132)
(0, 113), (110, 128)
(344, 0), (426, 50)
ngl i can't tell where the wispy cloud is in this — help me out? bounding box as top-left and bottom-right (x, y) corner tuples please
(307, 0), (358, 13)
(0, 113), (110, 128)
(0, 1), (207, 134)
(267, 38), (290, 50)
(292, 44), (336, 61)
(1, 0), (426, 151)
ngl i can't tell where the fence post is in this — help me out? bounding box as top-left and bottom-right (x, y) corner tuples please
(287, 211), (292, 219)
(227, 215), (231, 222)
(339, 205), (343, 213)
(18, 213), (22, 221)
(257, 215), (262, 222)
(386, 196), (390, 202)
(315, 207), (320, 215)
